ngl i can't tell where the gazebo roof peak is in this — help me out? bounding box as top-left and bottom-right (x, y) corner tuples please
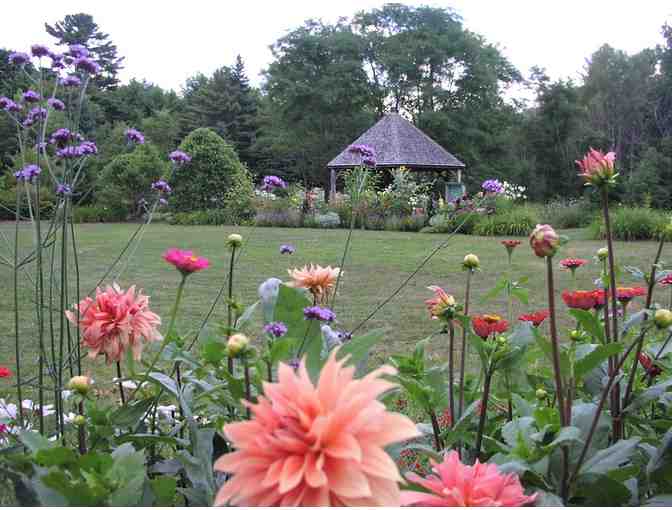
(327, 112), (465, 170)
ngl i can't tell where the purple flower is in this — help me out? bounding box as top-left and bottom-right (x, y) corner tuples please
(49, 51), (63, 63)
(55, 183), (72, 195)
(288, 358), (300, 370)
(60, 75), (82, 88)
(261, 175), (288, 192)
(264, 322), (288, 338)
(279, 244), (295, 255)
(8, 52), (30, 65)
(0, 97), (17, 111)
(78, 141), (98, 155)
(151, 179), (172, 193)
(125, 128), (145, 144)
(482, 179), (504, 194)
(15, 164), (41, 182)
(158, 197), (168, 206)
(169, 150), (191, 165)
(67, 44), (89, 59)
(48, 98), (65, 111)
(56, 146), (82, 159)
(303, 306), (336, 323)
(74, 57), (100, 74)
(50, 128), (73, 146)
(22, 90), (41, 103)
(23, 107), (47, 126)
(31, 44), (50, 58)
(348, 143), (377, 167)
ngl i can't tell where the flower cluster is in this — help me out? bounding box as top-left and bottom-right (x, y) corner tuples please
(151, 180), (172, 194)
(14, 164), (41, 182)
(279, 243), (295, 255)
(0, 97), (20, 112)
(56, 140), (98, 158)
(472, 314), (509, 339)
(303, 306), (336, 322)
(481, 179), (504, 194)
(500, 180), (527, 200)
(169, 150), (191, 165)
(65, 284), (162, 363)
(263, 322), (288, 338)
(348, 143), (377, 167)
(125, 128), (145, 144)
(261, 175), (287, 192)
(562, 289), (606, 310)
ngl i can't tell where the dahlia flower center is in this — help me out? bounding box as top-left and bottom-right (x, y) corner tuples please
(483, 314), (502, 323)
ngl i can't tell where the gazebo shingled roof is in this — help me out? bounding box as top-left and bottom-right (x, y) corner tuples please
(327, 112), (465, 170)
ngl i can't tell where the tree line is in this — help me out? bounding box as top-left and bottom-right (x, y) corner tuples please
(2, 6), (672, 207)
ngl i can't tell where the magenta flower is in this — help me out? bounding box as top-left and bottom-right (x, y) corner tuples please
(529, 224), (560, 258)
(163, 248), (210, 275)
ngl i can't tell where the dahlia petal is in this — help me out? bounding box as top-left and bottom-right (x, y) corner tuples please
(278, 455), (304, 494)
(302, 486), (330, 506)
(325, 458), (372, 498)
(400, 490), (452, 506)
(360, 444), (402, 481)
(324, 432), (361, 462)
(359, 412), (420, 445)
(367, 475), (403, 506)
(304, 452), (327, 488)
(261, 458), (283, 488)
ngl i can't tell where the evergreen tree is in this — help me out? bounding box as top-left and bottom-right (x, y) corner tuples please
(45, 13), (124, 89)
(229, 55), (259, 169)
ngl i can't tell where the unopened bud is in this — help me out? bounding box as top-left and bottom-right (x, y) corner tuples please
(68, 375), (91, 395)
(597, 247), (609, 261)
(73, 415), (86, 427)
(535, 388), (548, 400)
(227, 233), (243, 248)
(569, 330), (584, 342)
(463, 253), (480, 270)
(654, 309), (672, 329)
(226, 333), (250, 357)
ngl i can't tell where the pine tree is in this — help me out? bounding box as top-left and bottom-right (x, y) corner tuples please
(45, 13), (124, 89)
(229, 55), (259, 168)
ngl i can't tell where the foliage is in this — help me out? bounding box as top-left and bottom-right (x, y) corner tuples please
(97, 143), (168, 219)
(473, 205), (540, 237)
(540, 197), (597, 229)
(589, 206), (670, 240)
(170, 128), (248, 212)
(72, 205), (126, 223)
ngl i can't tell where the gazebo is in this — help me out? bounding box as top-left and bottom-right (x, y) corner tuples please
(327, 113), (465, 201)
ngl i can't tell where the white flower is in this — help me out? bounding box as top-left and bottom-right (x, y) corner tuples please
(0, 399), (17, 420)
(157, 405), (177, 422)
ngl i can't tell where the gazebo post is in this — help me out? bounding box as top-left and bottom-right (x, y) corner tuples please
(329, 168), (336, 200)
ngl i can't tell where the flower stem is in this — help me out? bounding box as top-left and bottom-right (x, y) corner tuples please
(448, 321), (455, 425)
(428, 409), (444, 451)
(458, 269), (472, 419)
(244, 358), (251, 419)
(226, 246), (237, 373)
(116, 361), (126, 404)
(13, 190), (24, 428)
(474, 365), (494, 460)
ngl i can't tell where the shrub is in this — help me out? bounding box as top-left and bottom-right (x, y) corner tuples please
(540, 197), (596, 229)
(0, 186), (55, 220)
(222, 166), (254, 223)
(171, 128), (248, 212)
(427, 210), (481, 234)
(72, 205), (126, 223)
(96, 143), (168, 219)
(589, 206), (670, 240)
(308, 212), (341, 229)
(167, 209), (233, 226)
(473, 205), (540, 237)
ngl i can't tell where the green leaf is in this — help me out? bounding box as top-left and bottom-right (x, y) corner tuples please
(20, 430), (52, 453)
(337, 328), (386, 370)
(533, 328), (570, 374)
(569, 309), (605, 344)
(108, 443), (147, 507)
(510, 286), (529, 304)
(201, 340), (226, 365)
(109, 398), (155, 429)
(544, 426), (583, 451)
(119, 433), (189, 448)
(580, 438), (640, 475)
(467, 333), (489, 371)
(623, 377), (672, 414)
(502, 417), (536, 450)
(647, 428), (672, 483)
(235, 300), (259, 330)
(269, 337), (297, 364)
(150, 476), (177, 506)
(34, 447), (77, 467)
(483, 277), (508, 301)
(574, 473), (631, 506)
(508, 322), (535, 349)
(575, 343), (623, 379)
(148, 372), (179, 397)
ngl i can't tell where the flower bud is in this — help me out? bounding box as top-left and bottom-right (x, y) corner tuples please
(73, 415), (86, 427)
(597, 247), (609, 261)
(529, 224), (560, 258)
(68, 375), (91, 395)
(227, 333), (250, 357)
(569, 329), (584, 342)
(463, 253), (480, 270)
(227, 233), (243, 248)
(535, 388), (548, 400)
(654, 309), (672, 329)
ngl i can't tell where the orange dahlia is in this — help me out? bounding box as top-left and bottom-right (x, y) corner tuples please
(65, 283), (162, 363)
(288, 264), (340, 302)
(214, 351), (419, 506)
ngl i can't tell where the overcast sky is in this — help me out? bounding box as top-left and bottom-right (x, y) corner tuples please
(2, 0), (670, 95)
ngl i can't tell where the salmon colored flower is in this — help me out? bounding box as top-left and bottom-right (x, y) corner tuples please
(288, 264), (340, 302)
(0, 367), (12, 378)
(214, 350), (419, 507)
(562, 290), (598, 310)
(401, 450), (537, 507)
(529, 224), (560, 258)
(576, 148), (617, 186)
(518, 310), (549, 327)
(65, 284), (162, 363)
(616, 287), (646, 304)
(472, 314), (508, 339)
(163, 248), (209, 275)
(425, 286), (456, 320)
(638, 353), (662, 378)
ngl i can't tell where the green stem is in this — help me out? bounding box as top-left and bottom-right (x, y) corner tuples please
(448, 321), (455, 425)
(13, 186), (24, 427)
(458, 270), (472, 419)
(226, 246), (236, 373)
(474, 364), (494, 460)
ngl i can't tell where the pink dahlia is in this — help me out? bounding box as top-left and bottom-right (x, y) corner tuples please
(163, 248), (209, 275)
(65, 284), (162, 363)
(401, 450), (537, 507)
(214, 351), (420, 506)
(576, 148), (616, 186)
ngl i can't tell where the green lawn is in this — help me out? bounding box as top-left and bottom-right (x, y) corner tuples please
(0, 222), (667, 389)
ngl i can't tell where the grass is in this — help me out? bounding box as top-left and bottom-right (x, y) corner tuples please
(0, 222), (668, 395)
